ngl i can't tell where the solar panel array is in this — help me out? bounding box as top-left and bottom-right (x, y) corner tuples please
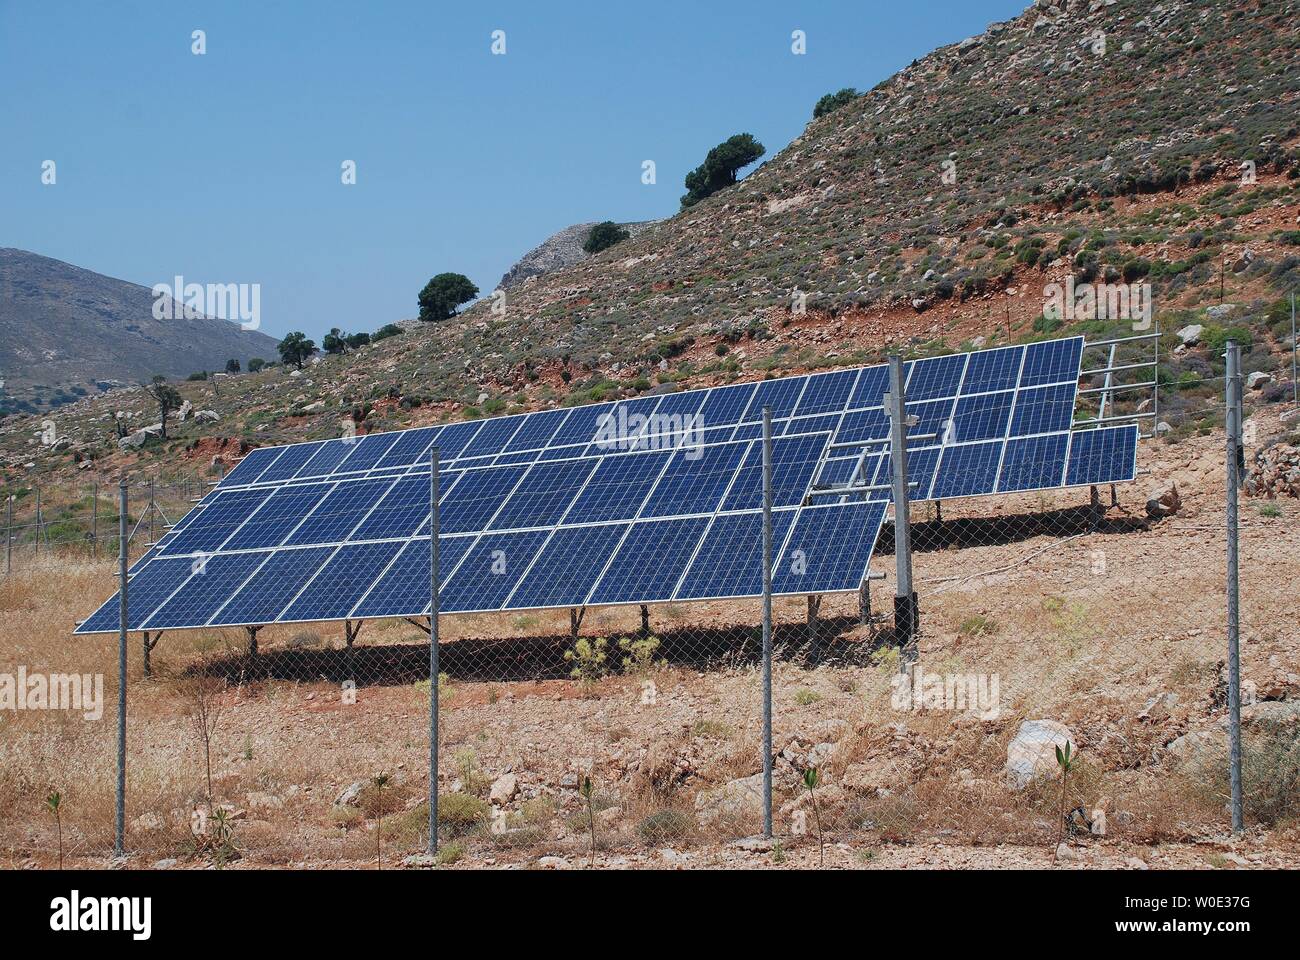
(76, 336), (1137, 634)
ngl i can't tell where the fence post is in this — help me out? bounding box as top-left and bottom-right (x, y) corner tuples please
(1291, 292), (1296, 408)
(4, 494), (11, 576)
(887, 355), (918, 654)
(148, 478), (155, 545)
(34, 486), (41, 559)
(1224, 340), (1245, 834)
(116, 475), (129, 858)
(428, 447), (441, 856)
(761, 406), (774, 840)
(91, 478), (99, 559)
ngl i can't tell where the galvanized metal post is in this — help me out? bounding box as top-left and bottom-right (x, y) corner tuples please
(887, 355), (917, 650)
(34, 486), (41, 558)
(91, 478), (99, 559)
(116, 476), (128, 857)
(1291, 292), (1296, 408)
(4, 494), (11, 575)
(760, 406), (774, 839)
(428, 447), (441, 856)
(1225, 340), (1244, 834)
(148, 478), (155, 545)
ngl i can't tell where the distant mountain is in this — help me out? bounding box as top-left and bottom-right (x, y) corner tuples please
(498, 221), (658, 289)
(0, 248), (281, 414)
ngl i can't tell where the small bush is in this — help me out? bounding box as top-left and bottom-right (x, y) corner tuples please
(638, 809), (696, 842)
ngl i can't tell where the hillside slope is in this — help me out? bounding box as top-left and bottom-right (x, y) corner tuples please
(0, 248), (281, 414)
(499, 221), (657, 289)
(2, 0), (1298, 488)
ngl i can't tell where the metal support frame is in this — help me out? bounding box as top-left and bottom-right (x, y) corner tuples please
(569, 606), (586, 639)
(639, 604), (651, 636)
(245, 625), (261, 658)
(142, 630), (163, 678)
(428, 446), (441, 856)
(1224, 341), (1244, 834)
(886, 356), (918, 653)
(760, 407), (774, 839)
(115, 476), (128, 859)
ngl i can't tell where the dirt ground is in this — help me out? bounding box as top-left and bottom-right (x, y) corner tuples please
(1, 409), (1297, 870)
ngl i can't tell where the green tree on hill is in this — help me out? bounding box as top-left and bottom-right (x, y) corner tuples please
(418, 273), (479, 322)
(812, 87), (859, 119)
(144, 375), (182, 440)
(278, 331), (316, 369)
(680, 133), (766, 209)
(583, 221), (630, 254)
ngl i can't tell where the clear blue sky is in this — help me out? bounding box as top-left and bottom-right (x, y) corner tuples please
(1, 0), (1025, 342)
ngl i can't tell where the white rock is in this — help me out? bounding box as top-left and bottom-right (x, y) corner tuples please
(1246, 371), (1272, 390)
(1006, 719), (1074, 788)
(1175, 323), (1204, 346)
(489, 773), (518, 805)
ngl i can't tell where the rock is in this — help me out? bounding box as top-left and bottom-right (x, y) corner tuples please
(1145, 482), (1181, 520)
(1125, 856), (1149, 870)
(806, 742), (836, 770)
(334, 780), (367, 807)
(536, 855), (570, 869)
(176, 400), (193, 421)
(1090, 809), (1107, 836)
(132, 812), (165, 831)
(151, 858), (178, 870)
(402, 854), (438, 868)
(301, 400), (326, 412)
(1246, 371), (1272, 390)
(245, 791), (284, 812)
(1055, 842), (1078, 862)
(1006, 719), (1074, 789)
(694, 773), (765, 823)
(1155, 421), (1172, 434)
(1205, 304), (1237, 320)
(1138, 692), (1178, 722)
(730, 835), (776, 853)
(594, 805), (623, 828)
(489, 773), (518, 805)
(194, 410), (220, 423)
(1175, 324), (1203, 346)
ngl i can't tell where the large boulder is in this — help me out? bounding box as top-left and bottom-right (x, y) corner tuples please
(489, 773), (518, 805)
(1006, 719), (1074, 788)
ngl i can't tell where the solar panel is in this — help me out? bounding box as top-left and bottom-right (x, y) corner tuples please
(76, 335), (1138, 634)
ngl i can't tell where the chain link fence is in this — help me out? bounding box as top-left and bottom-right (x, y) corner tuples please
(1, 340), (1294, 869)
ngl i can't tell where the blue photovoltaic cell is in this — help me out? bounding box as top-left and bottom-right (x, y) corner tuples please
(566, 449), (670, 523)
(676, 510), (795, 600)
(427, 421), (483, 460)
(850, 365), (890, 409)
(439, 465), (526, 534)
(906, 353), (967, 402)
(209, 546), (333, 626)
(951, 391), (1014, 442)
(1010, 383), (1076, 436)
(375, 425), (441, 471)
(838, 407), (890, 445)
(549, 404), (608, 448)
(257, 442), (325, 484)
(1066, 425), (1137, 486)
(143, 552), (268, 629)
(163, 488), (272, 555)
(641, 441), (748, 518)
(349, 474), (435, 541)
(221, 482), (333, 550)
(722, 433), (828, 511)
(963, 345), (1024, 393)
(773, 502), (887, 595)
(439, 530), (551, 613)
(794, 369), (857, 416)
(284, 477), (393, 545)
(490, 458), (597, 531)
(221, 447), (281, 486)
(698, 381), (756, 427)
(743, 376), (804, 422)
(999, 433), (1069, 492)
(461, 415), (524, 459)
(504, 409), (569, 453)
(352, 535), (474, 618)
(296, 438), (357, 479)
(929, 441), (1004, 500)
(589, 516), (711, 605)
(509, 523), (630, 608)
(77, 556), (197, 633)
(336, 432), (400, 474)
(649, 389), (706, 422)
(1019, 337), (1083, 387)
(281, 541), (404, 622)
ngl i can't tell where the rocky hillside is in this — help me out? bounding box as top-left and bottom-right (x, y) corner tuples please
(2, 0), (1299, 494)
(498, 221), (657, 289)
(0, 249), (280, 415)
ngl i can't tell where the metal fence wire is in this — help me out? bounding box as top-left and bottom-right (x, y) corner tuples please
(1, 338), (1291, 869)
